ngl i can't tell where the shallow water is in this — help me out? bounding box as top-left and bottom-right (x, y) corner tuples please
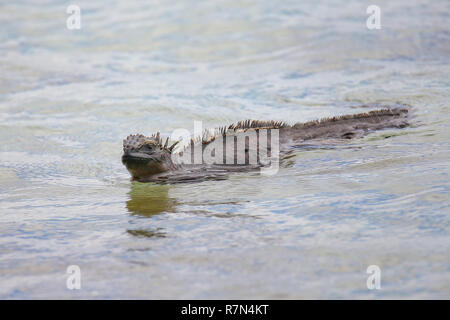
(0, 0), (449, 299)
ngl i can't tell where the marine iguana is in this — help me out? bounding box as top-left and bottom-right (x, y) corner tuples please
(122, 106), (409, 183)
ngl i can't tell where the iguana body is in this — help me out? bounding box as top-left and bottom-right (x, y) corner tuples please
(122, 107), (409, 183)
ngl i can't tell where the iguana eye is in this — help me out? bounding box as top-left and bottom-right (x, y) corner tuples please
(143, 144), (154, 151)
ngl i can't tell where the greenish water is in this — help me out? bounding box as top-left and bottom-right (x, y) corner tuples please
(0, 0), (449, 299)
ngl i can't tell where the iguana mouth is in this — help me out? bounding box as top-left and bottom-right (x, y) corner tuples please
(122, 152), (161, 162)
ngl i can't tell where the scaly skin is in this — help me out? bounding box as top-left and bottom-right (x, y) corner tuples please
(122, 106), (409, 183)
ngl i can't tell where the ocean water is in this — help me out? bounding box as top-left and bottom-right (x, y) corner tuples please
(0, 0), (449, 299)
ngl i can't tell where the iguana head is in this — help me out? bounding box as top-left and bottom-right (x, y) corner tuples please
(122, 133), (179, 180)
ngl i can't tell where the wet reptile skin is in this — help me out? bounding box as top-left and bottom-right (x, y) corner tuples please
(122, 106), (410, 183)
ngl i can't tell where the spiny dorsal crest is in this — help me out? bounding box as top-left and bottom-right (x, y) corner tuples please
(294, 108), (408, 128)
(200, 119), (288, 144)
(124, 120), (287, 153)
(229, 119), (287, 130)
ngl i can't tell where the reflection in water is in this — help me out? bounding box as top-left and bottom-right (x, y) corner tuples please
(126, 182), (177, 217)
(127, 228), (166, 238)
(126, 182), (176, 238)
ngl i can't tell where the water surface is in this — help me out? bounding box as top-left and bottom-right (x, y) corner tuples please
(0, 0), (449, 298)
